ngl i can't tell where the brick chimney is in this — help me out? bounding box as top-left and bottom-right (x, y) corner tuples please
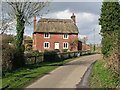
(71, 13), (76, 23)
(34, 16), (36, 30)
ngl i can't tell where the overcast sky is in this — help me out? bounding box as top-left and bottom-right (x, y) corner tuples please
(7, 2), (103, 44)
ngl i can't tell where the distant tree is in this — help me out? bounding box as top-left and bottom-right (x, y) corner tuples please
(2, 34), (15, 44)
(24, 36), (32, 40)
(2, 1), (50, 49)
(79, 37), (88, 44)
(99, 0), (120, 56)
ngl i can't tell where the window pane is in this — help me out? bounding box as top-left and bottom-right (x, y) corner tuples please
(44, 42), (49, 48)
(64, 43), (65, 48)
(64, 34), (68, 39)
(45, 33), (49, 38)
(46, 33), (48, 37)
(47, 43), (48, 47)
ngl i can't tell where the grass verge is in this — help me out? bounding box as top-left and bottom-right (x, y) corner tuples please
(2, 55), (87, 89)
(89, 60), (119, 88)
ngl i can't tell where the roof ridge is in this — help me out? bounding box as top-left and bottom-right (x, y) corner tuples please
(38, 18), (73, 22)
(40, 18), (71, 20)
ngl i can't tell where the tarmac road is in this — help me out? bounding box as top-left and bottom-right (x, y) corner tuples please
(26, 54), (102, 88)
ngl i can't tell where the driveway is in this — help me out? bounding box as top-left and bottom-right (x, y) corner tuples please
(26, 54), (102, 88)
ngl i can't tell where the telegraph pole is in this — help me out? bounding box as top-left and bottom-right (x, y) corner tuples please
(93, 28), (96, 51)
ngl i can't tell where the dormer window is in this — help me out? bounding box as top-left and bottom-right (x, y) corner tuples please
(63, 34), (68, 39)
(44, 33), (50, 38)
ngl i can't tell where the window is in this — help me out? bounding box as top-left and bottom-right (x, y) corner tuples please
(63, 34), (68, 39)
(44, 42), (50, 49)
(63, 42), (68, 49)
(44, 33), (50, 38)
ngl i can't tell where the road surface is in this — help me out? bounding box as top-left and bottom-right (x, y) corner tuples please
(26, 54), (102, 88)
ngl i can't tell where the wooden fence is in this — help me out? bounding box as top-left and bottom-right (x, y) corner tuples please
(25, 50), (91, 64)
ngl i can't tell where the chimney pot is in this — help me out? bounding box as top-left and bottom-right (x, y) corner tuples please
(34, 16), (36, 30)
(71, 13), (76, 23)
(72, 13), (75, 16)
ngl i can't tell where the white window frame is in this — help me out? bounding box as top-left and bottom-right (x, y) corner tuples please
(44, 33), (50, 38)
(63, 34), (68, 39)
(44, 42), (50, 49)
(63, 42), (68, 49)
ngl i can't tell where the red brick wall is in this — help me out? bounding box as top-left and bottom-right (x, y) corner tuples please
(78, 41), (82, 50)
(33, 33), (78, 52)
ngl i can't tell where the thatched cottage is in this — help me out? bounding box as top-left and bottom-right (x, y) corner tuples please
(33, 13), (80, 52)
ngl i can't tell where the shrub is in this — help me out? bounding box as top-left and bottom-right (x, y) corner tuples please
(13, 47), (25, 69)
(24, 51), (32, 57)
(2, 43), (15, 71)
(32, 50), (41, 57)
(62, 49), (68, 52)
(44, 49), (48, 52)
(25, 43), (32, 51)
(44, 50), (60, 62)
(2, 34), (26, 71)
(54, 49), (60, 53)
(2, 42), (25, 71)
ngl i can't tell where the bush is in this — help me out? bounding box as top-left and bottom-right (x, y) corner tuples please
(2, 42), (25, 71)
(25, 43), (32, 51)
(62, 49), (68, 52)
(2, 34), (25, 71)
(24, 51), (32, 57)
(44, 50), (61, 62)
(13, 47), (25, 69)
(2, 43), (15, 71)
(32, 50), (41, 57)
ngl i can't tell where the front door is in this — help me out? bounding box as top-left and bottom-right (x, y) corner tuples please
(54, 43), (59, 49)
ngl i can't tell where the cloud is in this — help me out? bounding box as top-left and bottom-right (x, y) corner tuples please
(5, 2), (102, 44)
(49, 2), (102, 15)
(78, 35), (87, 39)
(43, 9), (102, 44)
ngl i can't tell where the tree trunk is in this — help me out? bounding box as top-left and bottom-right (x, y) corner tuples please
(13, 16), (25, 68)
(16, 16), (25, 49)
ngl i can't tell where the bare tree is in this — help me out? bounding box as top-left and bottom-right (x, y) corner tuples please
(79, 37), (88, 44)
(0, 18), (15, 34)
(2, 1), (50, 49)
(0, 2), (16, 34)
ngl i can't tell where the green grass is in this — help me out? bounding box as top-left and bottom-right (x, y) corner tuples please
(89, 60), (119, 88)
(2, 56), (84, 89)
(90, 46), (101, 54)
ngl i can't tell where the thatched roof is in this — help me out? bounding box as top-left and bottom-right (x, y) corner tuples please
(34, 18), (79, 34)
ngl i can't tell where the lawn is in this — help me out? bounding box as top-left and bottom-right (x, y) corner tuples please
(2, 56), (84, 89)
(89, 60), (119, 88)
